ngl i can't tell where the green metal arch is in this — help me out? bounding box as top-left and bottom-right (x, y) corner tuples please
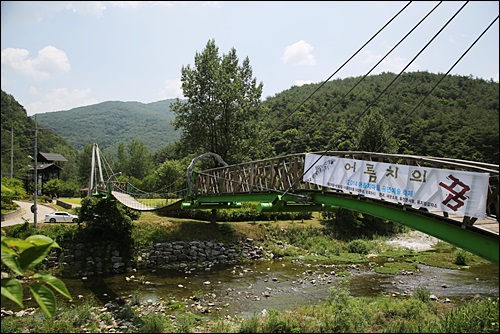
(188, 192), (498, 264)
(311, 193), (499, 264)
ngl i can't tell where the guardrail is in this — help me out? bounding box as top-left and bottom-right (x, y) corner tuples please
(192, 151), (499, 221)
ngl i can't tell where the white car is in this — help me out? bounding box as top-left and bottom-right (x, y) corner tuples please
(44, 211), (79, 223)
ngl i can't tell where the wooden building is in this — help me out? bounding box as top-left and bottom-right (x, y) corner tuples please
(28, 152), (68, 195)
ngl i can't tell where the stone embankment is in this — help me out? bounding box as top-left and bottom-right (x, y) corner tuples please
(46, 239), (264, 277)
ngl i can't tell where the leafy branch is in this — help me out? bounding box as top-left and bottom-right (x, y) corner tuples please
(1, 235), (72, 317)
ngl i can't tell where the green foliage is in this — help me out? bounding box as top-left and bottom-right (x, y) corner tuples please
(77, 196), (134, 260)
(2, 221), (37, 240)
(171, 38), (265, 164)
(1, 295), (97, 333)
(122, 139), (154, 179)
(413, 285), (431, 302)
(159, 202), (311, 222)
(141, 156), (189, 192)
(263, 72), (498, 164)
(453, 248), (469, 265)
(439, 298), (499, 333)
(260, 308), (302, 333)
(176, 312), (201, 333)
(1, 90), (79, 182)
(353, 107), (398, 153)
(134, 314), (174, 333)
(1, 235), (72, 318)
(43, 179), (80, 197)
(376, 261), (420, 275)
(78, 197), (132, 238)
(346, 239), (369, 254)
(1, 177), (27, 209)
(323, 208), (404, 241)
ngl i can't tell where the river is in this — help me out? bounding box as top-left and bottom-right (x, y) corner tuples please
(2, 230), (498, 319)
(53, 256), (498, 319)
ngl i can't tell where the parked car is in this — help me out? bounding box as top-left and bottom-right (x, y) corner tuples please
(44, 211), (79, 223)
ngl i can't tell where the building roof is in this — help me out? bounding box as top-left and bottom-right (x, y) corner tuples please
(28, 163), (63, 171)
(37, 152), (68, 163)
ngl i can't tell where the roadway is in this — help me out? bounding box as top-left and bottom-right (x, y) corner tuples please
(1, 200), (55, 227)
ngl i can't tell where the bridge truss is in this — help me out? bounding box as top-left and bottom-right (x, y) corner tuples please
(186, 151), (499, 264)
(88, 145), (499, 264)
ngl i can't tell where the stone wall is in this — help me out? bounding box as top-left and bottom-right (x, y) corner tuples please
(1, 208), (23, 221)
(46, 238), (264, 277)
(56, 200), (73, 210)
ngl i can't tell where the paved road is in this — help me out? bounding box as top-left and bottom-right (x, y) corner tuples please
(1, 200), (55, 227)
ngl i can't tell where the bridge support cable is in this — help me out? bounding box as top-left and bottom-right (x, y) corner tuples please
(283, 2), (469, 198)
(88, 143), (107, 197)
(87, 143), (121, 197)
(110, 181), (187, 211)
(256, 2), (413, 148)
(86, 143), (188, 211)
(375, 14), (500, 153)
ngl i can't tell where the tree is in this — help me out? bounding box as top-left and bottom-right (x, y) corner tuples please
(77, 143), (94, 185)
(171, 39), (264, 165)
(353, 108), (397, 153)
(125, 139), (153, 179)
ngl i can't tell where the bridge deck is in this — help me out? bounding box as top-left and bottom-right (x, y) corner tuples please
(111, 191), (156, 211)
(431, 210), (499, 235)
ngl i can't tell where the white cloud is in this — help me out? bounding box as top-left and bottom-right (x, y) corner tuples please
(1, 46), (71, 80)
(107, 1), (144, 9)
(281, 40), (316, 66)
(108, 1), (221, 10)
(64, 1), (107, 16)
(25, 87), (98, 115)
(294, 80), (315, 87)
(158, 79), (184, 100)
(359, 50), (417, 74)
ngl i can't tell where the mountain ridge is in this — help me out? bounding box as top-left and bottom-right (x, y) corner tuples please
(31, 99), (181, 154)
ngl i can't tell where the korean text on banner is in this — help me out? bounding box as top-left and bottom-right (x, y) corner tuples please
(303, 153), (489, 218)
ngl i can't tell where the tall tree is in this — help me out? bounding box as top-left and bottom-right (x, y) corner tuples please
(125, 139), (153, 180)
(171, 39), (264, 165)
(353, 108), (398, 153)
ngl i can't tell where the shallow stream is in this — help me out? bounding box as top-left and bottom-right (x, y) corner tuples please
(56, 257), (499, 319)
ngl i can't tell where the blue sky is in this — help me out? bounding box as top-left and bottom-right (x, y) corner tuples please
(1, 1), (498, 116)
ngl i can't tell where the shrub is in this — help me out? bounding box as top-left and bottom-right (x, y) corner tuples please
(413, 286), (431, 302)
(347, 239), (369, 254)
(135, 315), (174, 333)
(454, 249), (469, 265)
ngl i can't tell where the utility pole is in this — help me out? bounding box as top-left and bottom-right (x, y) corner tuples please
(11, 126), (13, 178)
(33, 118), (38, 228)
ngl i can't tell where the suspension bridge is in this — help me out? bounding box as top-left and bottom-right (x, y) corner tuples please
(87, 144), (499, 264)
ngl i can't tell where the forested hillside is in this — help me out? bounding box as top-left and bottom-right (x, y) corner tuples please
(2, 71), (498, 189)
(262, 71), (499, 164)
(32, 100), (181, 154)
(1, 90), (79, 181)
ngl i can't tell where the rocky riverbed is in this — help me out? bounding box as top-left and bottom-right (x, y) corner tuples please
(385, 230), (440, 251)
(2, 232), (498, 333)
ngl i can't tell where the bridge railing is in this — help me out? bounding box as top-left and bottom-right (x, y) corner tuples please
(193, 151), (499, 221)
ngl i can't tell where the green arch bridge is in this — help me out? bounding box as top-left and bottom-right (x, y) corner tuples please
(90, 149), (499, 264)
